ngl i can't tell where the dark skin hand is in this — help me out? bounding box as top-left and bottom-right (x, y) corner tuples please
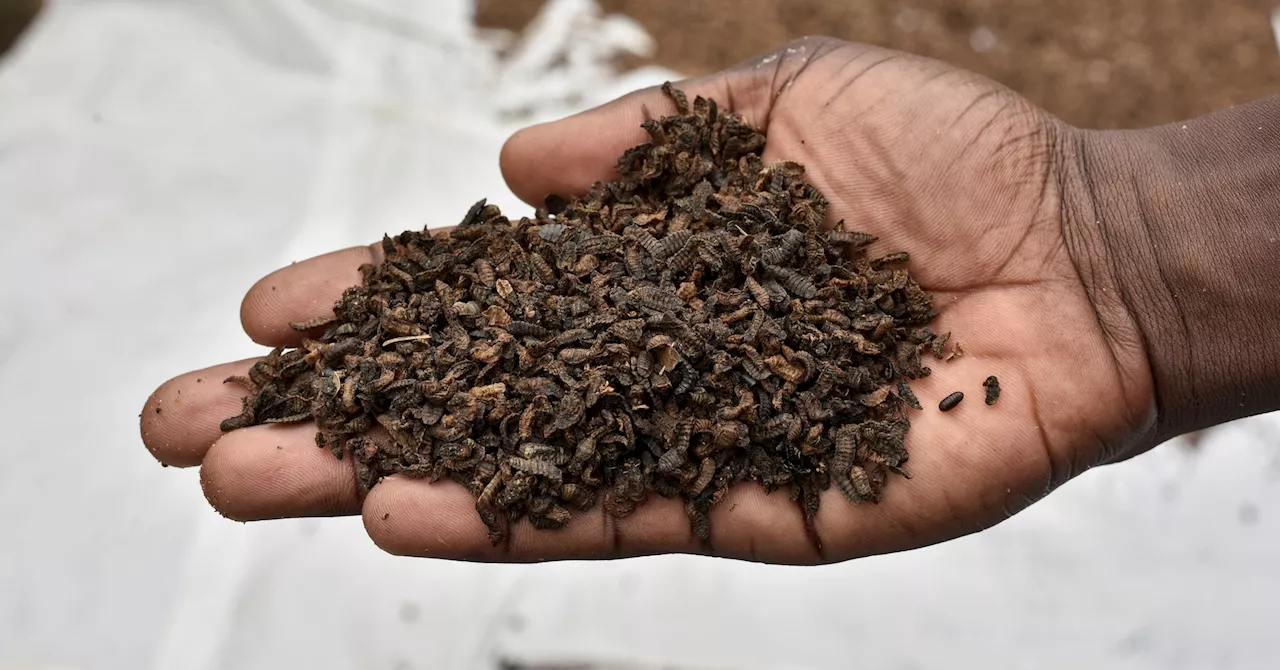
(141, 36), (1279, 564)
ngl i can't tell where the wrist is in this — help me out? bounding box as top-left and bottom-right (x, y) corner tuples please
(1062, 98), (1280, 445)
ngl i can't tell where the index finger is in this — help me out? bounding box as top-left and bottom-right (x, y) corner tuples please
(240, 245), (379, 347)
(240, 225), (455, 347)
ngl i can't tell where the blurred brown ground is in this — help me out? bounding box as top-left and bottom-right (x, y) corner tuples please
(476, 0), (1280, 129)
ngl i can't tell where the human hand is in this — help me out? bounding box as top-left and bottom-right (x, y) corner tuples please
(141, 37), (1156, 563)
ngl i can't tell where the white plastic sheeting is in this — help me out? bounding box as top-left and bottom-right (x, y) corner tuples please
(1, 2), (1279, 669)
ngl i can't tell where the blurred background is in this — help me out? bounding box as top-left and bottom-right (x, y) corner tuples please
(2, 1), (1280, 668)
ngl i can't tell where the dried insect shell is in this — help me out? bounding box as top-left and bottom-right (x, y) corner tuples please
(711, 421), (746, 451)
(530, 503), (572, 529)
(897, 379), (923, 410)
(667, 237), (700, 272)
(931, 331), (951, 358)
(571, 254), (599, 275)
(625, 244), (647, 279)
(626, 225), (665, 259)
(289, 315), (336, 331)
(507, 321), (552, 339)
(452, 301), (481, 317)
(827, 230), (877, 248)
(652, 344), (681, 374)
(632, 350), (653, 380)
(607, 318), (645, 345)
(983, 375), (1001, 405)
(858, 385), (893, 407)
(657, 230), (694, 260)
(509, 456), (563, 483)
(873, 251), (910, 267)
(766, 265), (817, 299)
(517, 441), (559, 461)
(554, 393), (586, 430)
(689, 457), (717, 495)
(538, 223), (566, 242)
(579, 232), (622, 255)
(528, 253), (556, 283)
(739, 346), (771, 381)
(850, 465), (878, 502)
(470, 340), (504, 364)
(471, 383), (507, 400)
(939, 391), (964, 411)
(630, 286), (684, 313)
(744, 275), (771, 310)
(559, 348), (595, 365)
(760, 279), (789, 307)
(764, 355), (806, 383)
(829, 327), (883, 355)
(473, 258), (496, 286)
(482, 305), (512, 327)
(762, 229), (804, 265)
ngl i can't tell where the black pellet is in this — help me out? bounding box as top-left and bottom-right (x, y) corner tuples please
(938, 391), (964, 412)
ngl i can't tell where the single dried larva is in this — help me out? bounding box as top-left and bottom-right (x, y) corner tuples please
(689, 457), (717, 495)
(452, 301), (481, 317)
(470, 383), (507, 400)
(633, 350), (653, 380)
(850, 465), (878, 501)
(528, 253), (556, 283)
(473, 258), (496, 287)
(630, 286), (685, 313)
(667, 237), (701, 273)
(939, 391), (964, 412)
(657, 230), (694, 260)
(897, 379), (923, 410)
(657, 443), (688, 475)
(872, 251), (910, 266)
(765, 264), (817, 299)
(932, 331), (951, 359)
(662, 81), (690, 114)
(827, 229), (877, 248)
(762, 229), (804, 265)
(764, 354), (806, 383)
(289, 315), (336, 331)
(626, 225), (665, 260)
(744, 275), (771, 310)
(625, 244), (647, 279)
(509, 456), (563, 483)
(507, 321), (552, 339)
(983, 375), (1001, 405)
(538, 223), (566, 242)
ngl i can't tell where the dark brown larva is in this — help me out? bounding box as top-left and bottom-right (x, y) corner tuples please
(220, 84), (948, 546)
(939, 391), (964, 412)
(983, 375), (1001, 405)
(897, 379), (923, 411)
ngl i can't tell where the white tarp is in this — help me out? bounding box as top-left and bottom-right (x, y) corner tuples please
(2, 2), (1279, 669)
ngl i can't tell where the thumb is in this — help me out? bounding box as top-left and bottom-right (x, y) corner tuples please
(498, 37), (842, 207)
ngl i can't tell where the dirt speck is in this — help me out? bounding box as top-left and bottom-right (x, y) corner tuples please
(1239, 503), (1260, 525)
(398, 602), (421, 623)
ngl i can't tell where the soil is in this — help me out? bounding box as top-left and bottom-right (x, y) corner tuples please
(475, 0), (1280, 129)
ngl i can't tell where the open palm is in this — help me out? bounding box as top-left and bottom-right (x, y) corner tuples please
(142, 38), (1154, 563)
